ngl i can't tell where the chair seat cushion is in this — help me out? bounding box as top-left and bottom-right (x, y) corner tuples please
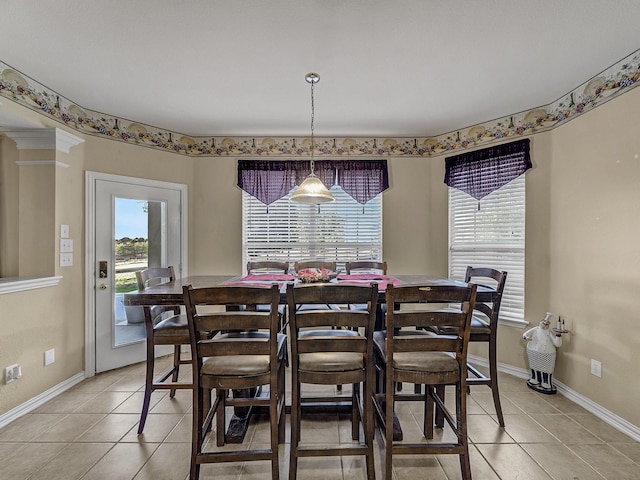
(299, 352), (363, 372)
(153, 314), (189, 337)
(201, 333), (287, 376)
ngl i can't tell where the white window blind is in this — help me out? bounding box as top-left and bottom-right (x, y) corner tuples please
(448, 175), (525, 324)
(242, 186), (382, 273)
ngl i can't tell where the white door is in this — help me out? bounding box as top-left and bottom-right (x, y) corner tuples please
(92, 175), (185, 373)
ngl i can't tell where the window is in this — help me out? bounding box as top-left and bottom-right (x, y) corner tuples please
(242, 186), (382, 273)
(448, 175), (526, 325)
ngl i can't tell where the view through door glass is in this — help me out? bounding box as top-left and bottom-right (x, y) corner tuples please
(113, 197), (166, 347)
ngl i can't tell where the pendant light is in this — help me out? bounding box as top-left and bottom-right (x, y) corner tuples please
(290, 73), (335, 204)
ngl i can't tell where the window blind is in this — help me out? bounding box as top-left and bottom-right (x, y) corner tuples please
(449, 175), (525, 324)
(243, 186), (382, 273)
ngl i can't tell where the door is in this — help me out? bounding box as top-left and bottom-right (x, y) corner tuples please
(92, 175), (185, 373)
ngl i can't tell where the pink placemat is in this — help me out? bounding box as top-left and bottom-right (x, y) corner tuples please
(242, 273), (295, 281)
(336, 274), (401, 291)
(223, 280), (288, 289)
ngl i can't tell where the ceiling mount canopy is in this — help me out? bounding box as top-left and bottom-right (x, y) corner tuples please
(290, 73), (335, 205)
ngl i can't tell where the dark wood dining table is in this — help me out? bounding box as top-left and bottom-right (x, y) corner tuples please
(124, 273), (498, 307)
(124, 273), (498, 442)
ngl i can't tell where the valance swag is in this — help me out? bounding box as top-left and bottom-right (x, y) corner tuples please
(444, 138), (531, 200)
(238, 159), (389, 205)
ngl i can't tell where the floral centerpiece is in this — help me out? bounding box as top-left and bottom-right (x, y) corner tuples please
(295, 268), (338, 283)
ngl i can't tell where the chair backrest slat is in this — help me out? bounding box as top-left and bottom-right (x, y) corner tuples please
(294, 260), (337, 272)
(247, 260), (289, 273)
(287, 283), (378, 358)
(183, 284), (280, 359)
(465, 266), (507, 324)
(345, 261), (387, 275)
(385, 284), (477, 358)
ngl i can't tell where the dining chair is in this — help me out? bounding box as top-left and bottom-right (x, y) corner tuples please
(135, 266), (192, 434)
(429, 267), (508, 427)
(344, 260), (388, 330)
(183, 283), (286, 480)
(345, 260), (387, 275)
(293, 260), (337, 273)
(247, 260), (290, 329)
(286, 282), (378, 480)
(247, 260), (290, 274)
(372, 283), (477, 480)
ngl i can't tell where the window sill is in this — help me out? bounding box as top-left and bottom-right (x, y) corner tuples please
(0, 276), (62, 294)
(499, 318), (529, 329)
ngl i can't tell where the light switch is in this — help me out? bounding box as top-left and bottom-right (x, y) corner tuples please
(60, 239), (73, 253)
(60, 224), (69, 238)
(60, 253), (73, 267)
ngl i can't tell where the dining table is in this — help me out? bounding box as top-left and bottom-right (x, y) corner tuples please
(124, 272), (498, 442)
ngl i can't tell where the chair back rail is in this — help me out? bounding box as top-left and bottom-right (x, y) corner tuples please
(345, 261), (387, 274)
(294, 260), (337, 272)
(247, 260), (289, 273)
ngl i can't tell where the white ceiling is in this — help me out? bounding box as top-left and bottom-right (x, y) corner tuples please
(1, 0), (639, 138)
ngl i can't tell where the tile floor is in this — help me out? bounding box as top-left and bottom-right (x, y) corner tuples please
(0, 357), (638, 480)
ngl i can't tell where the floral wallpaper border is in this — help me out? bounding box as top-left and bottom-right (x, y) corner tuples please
(1, 49), (639, 158)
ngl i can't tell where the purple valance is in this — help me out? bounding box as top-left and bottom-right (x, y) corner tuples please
(238, 159), (388, 205)
(444, 139), (531, 201)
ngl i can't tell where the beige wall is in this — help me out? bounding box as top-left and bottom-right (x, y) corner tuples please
(1, 87), (639, 430)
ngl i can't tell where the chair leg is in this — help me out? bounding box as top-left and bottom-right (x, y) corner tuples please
(434, 384), (445, 429)
(384, 374), (394, 480)
(270, 379), (280, 480)
(289, 379), (300, 480)
(488, 336), (505, 427)
(352, 383), (359, 440)
(424, 385), (434, 439)
(457, 382), (472, 480)
(191, 384), (204, 480)
(364, 377), (375, 480)
(169, 345), (180, 398)
(216, 390), (226, 447)
(137, 335), (156, 434)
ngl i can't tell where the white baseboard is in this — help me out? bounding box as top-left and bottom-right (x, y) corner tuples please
(467, 354), (640, 442)
(0, 372), (86, 429)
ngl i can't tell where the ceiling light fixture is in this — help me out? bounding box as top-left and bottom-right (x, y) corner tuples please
(290, 73), (335, 204)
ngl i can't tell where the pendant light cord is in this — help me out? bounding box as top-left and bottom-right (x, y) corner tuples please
(310, 78), (315, 174)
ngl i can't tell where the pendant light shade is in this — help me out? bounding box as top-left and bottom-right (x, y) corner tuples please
(290, 73), (335, 205)
(290, 173), (335, 204)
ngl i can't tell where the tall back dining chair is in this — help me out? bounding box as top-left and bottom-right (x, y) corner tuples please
(345, 261), (388, 330)
(135, 266), (192, 434)
(247, 260), (290, 274)
(373, 283), (477, 480)
(429, 267), (508, 427)
(286, 282), (378, 480)
(345, 261), (387, 275)
(183, 284), (286, 480)
(463, 266), (507, 426)
(294, 260), (337, 273)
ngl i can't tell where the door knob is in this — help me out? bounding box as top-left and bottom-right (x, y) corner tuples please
(99, 284), (107, 290)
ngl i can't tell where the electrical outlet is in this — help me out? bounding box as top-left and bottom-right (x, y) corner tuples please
(60, 239), (73, 253)
(60, 253), (73, 267)
(45, 349), (55, 366)
(5, 364), (22, 384)
(591, 359), (602, 378)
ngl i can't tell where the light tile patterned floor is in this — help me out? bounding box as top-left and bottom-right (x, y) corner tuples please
(0, 357), (638, 480)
